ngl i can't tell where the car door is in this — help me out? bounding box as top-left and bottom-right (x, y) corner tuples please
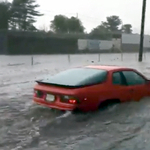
(121, 70), (148, 101)
(111, 71), (133, 102)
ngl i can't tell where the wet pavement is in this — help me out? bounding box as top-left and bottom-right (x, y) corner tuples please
(0, 53), (150, 150)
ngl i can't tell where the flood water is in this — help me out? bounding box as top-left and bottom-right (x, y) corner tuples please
(0, 53), (150, 150)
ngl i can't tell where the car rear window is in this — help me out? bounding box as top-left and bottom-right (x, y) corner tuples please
(41, 68), (108, 87)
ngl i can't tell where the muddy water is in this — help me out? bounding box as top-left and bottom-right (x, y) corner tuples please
(0, 53), (150, 150)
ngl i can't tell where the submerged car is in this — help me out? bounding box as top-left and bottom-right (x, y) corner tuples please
(33, 65), (150, 112)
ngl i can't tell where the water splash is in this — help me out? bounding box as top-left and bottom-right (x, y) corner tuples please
(55, 111), (72, 120)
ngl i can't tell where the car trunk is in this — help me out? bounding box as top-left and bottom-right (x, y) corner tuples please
(33, 81), (82, 104)
(34, 81), (77, 95)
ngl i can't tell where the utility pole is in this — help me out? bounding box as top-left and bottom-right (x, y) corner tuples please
(138, 0), (147, 62)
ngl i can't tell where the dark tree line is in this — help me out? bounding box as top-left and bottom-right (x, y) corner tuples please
(50, 15), (133, 39)
(0, 1), (11, 30)
(50, 15), (84, 34)
(0, 0), (133, 39)
(0, 0), (43, 31)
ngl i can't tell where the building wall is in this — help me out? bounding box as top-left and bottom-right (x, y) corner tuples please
(77, 39), (113, 51)
(122, 44), (139, 52)
(122, 44), (150, 52)
(87, 40), (100, 51)
(99, 40), (113, 50)
(78, 39), (88, 50)
(112, 38), (121, 50)
(122, 33), (150, 48)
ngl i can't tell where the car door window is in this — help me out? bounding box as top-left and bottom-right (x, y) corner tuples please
(112, 72), (124, 85)
(122, 71), (146, 86)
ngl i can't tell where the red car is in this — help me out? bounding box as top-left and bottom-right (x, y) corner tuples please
(33, 65), (150, 112)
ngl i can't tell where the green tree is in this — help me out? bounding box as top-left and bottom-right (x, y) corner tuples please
(90, 15), (123, 39)
(50, 15), (68, 33)
(89, 22), (112, 40)
(122, 24), (132, 34)
(106, 15), (122, 32)
(10, 0), (43, 31)
(50, 15), (84, 33)
(0, 1), (11, 30)
(67, 17), (84, 33)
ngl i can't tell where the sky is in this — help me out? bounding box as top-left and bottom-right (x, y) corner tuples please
(8, 0), (150, 34)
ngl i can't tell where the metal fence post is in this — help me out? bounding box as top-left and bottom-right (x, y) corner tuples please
(68, 54), (70, 63)
(98, 53), (100, 62)
(31, 55), (34, 65)
(121, 52), (123, 61)
(31, 45), (34, 66)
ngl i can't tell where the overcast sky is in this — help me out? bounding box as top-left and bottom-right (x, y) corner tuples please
(9, 0), (150, 34)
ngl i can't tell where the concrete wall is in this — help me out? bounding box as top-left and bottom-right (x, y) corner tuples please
(112, 38), (121, 50)
(87, 40), (100, 51)
(122, 33), (150, 48)
(78, 39), (88, 50)
(78, 39), (113, 51)
(122, 44), (150, 52)
(99, 40), (113, 50)
(122, 44), (140, 52)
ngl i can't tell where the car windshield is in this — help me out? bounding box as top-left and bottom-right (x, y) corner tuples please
(40, 68), (108, 87)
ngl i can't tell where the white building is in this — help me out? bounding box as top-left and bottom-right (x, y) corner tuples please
(121, 33), (150, 52)
(77, 33), (150, 52)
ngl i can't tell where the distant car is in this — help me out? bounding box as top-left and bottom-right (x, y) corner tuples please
(33, 65), (150, 112)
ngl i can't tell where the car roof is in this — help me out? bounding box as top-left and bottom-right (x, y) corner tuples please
(84, 65), (132, 71)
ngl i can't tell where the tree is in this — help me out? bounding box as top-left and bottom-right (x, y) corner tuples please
(67, 17), (84, 33)
(50, 15), (84, 33)
(50, 15), (68, 33)
(89, 22), (112, 40)
(122, 24), (132, 34)
(10, 0), (43, 31)
(0, 1), (11, 30)
(90, 15), (123, 39)
(106, 15), (122, 32)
